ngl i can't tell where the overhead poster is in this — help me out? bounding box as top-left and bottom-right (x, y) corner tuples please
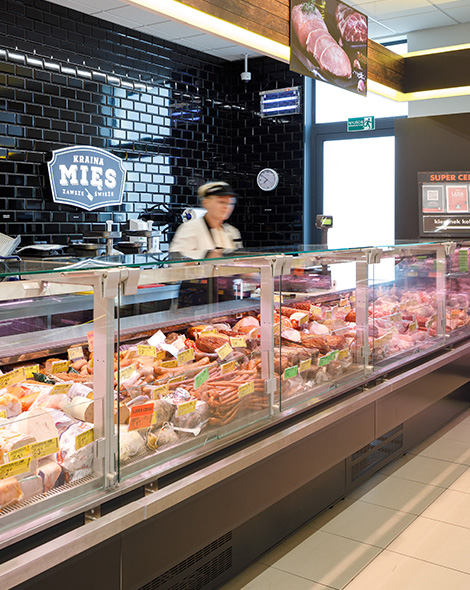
(290, 0), (368, 96)
(419, 172), (470, 236)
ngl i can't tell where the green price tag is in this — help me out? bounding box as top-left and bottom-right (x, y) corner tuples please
(194, 367), (210, 390)
(283, 365), (298, 380)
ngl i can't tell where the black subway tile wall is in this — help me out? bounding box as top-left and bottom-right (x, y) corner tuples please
(0, 0), (304, 249)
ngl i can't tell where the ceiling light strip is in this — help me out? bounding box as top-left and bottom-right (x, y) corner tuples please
(126, 0), (290, 62)
(404, 42), (470, 58)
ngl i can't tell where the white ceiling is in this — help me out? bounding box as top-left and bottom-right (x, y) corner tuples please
(46, 0), (470, 61)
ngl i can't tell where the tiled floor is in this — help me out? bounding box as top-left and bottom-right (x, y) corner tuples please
(219, 408), (470, 590)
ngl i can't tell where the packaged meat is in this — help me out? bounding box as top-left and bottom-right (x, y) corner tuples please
(119, 426), (145, 462)
(44, 409), (76, 436)
(172, 400), (209, 436)
(146, 422), (178, 451)
(13, 409), (59, 462)
(0, 429), (37, 474)
(0, 393), (22, 418)
(57, 422), (94, 482)
(37, 460), (63, 492)
(63, 397), (94, 423)
(0, 477), (22, 508)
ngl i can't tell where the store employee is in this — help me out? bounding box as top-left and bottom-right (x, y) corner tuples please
(169, 181), (242, 253)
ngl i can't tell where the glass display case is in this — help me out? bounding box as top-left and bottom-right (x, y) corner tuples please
(0, 241), (468, 552)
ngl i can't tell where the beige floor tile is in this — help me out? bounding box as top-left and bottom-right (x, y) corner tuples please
(407, 437), (470, 466)
(348, 472), (444, 514)
(421, 488), (470, 528)
(342, 550), (470, 590)
(439, 420), (470, 443)
(387, 517), (470, 573)
(448, 467), (470, 493)
(379, 453), (467, 487)
(307, 498), (415, 548)
(259, 528), (381, 588)
(218, 562), (334, 590)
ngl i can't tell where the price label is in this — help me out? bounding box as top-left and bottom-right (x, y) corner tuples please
(23, 364), (40, 379)
(298, 313), (309, 326)
(200, 329), (217, 336)
(337, 348), (349, 360)
(161, 360), (177, 369)
(194, 367), (210, 390)
(176, 399), (197, 417)
(237, 381), (254, 399)
(230, 337), (247, 348)
(310, 305), (322, 318)
(350, 294), (356, 304)
(324, 309), (332, 319)
(128, 403), (155, 431)
(216, 342), (233, 361)
(293, 268), (305, 275)
(31, 437), (59, 459)
(50, 360), (70, 374)
(451, 309), (460, 319)
(75, 428), (94, 451)
(0, 410), (7, 419)
(149, 384), (169, 399)
(273, 322), (281, 335)
(390, 313), (402, 323)
(0, 457), (31, 480)
(283, 365), (298, 380)
(426, 315), (437, 330)
(68, 346), (84, 361)
(168, 375), (185, 385)
(118, 364), (137, 382)
(7, 445), (31, 462)
(318, 351), (338, 367)
(87, 330), (94, 352)
(50, 383), (73, 396)
(177, 349), (195, 365)
(0, 368), (25, 389)
(408, 322), (418, 333)
(155, 350), (166, 361)
(340, 298), (349, 307)
(458, 249), (469, 272)
(137, 344), (157, 357)
(299, 359), (312, 373)
(343, 305), (352, 315)
(221, 360), (236, 375)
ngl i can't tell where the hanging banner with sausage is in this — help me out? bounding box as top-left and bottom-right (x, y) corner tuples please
(47, 146), (126, 211)
(419, 171), (470, 237)
(290, 0), (368, 96)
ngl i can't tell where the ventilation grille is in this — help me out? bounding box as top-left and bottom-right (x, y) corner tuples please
(351, 425), (404, 483)
(139, 532), (233, 590)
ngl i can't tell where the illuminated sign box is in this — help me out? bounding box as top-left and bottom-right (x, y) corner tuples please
(260, 87), (301, 118)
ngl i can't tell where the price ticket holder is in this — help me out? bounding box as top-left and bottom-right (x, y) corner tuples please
(316, 215), (333, 274)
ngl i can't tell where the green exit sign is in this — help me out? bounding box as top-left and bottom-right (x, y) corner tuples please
(347, 116), (375, 132)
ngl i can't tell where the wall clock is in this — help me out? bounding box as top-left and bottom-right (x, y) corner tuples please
(257, 168), (279, 191)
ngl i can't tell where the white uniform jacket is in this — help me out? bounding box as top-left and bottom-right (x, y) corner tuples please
(169, 216), (242, 254)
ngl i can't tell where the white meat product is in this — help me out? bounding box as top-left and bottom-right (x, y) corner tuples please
(309, 321), (329, 336)
(0, 393), (22, 418)
(44, 408), (76, 436)
(14, 409), (59, 462)
(37, 460), (63, 492)
(63, 397), (94, 422)
(19, 474), (43, 500)
(0, 429), (38, 474)
(57, 422), (94, 482)
(119, 426), (145, 462)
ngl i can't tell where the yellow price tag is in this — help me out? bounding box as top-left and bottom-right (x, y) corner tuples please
(23, 364), (40, 379)
(68, 346), (84, 361)
(237, 381), (254, 399)
(177, 349), (195, 365)
(161, 360), (177, 369)
(200, 329), (217, 336)
(221, 360), (236, 375)
(337, 348), (349, 360)
(0, 457), (31, 480)
(408, 322), (418, 333)
(168, 375), (185, 385)
(324, 309), (332, 319)
(451, 309), (460, 319)
(31, 437), (59, 459)
(299, 359), (312, 373)
(149, 384), (169, 399)
(310, 305), (322, 318)
(176, 399), (197, 417)
(7, 444), (31, 462)
(230, 337), (247, 348)
(298, 313), (309, 326)
(340, 298), (349, 307)
(75, 428), (94, 451)
(216, 342), (233, 361)
(118, 364), (137, 382)
(137, 345), (157, 357)
(0, 368), (24, 389)
(155, 350), (166, 361)
(50, 383), (73, 396)
(50, 360), (69, 374)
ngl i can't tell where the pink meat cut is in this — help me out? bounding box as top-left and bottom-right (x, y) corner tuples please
(336, 3), (367, 44)
(291, 3), (327, 47)
(292, 2), (352, 79)
(306, 29), (352, 78)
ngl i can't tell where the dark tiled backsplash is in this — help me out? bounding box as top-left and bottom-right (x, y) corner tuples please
(0, 0), (304, 249)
